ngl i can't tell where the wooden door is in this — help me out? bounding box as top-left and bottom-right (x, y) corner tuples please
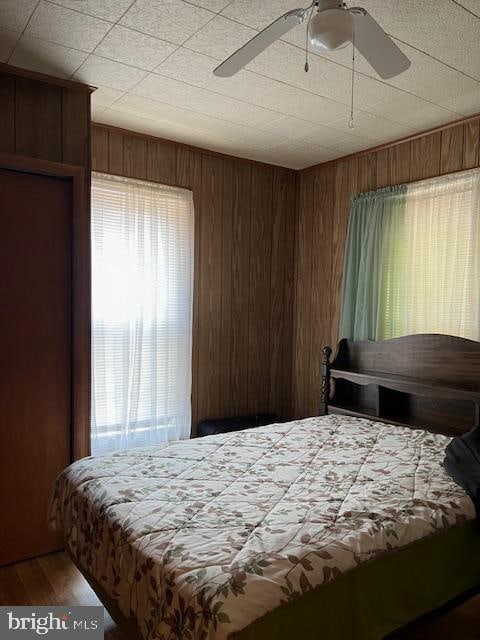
(0, 168), (72, 565)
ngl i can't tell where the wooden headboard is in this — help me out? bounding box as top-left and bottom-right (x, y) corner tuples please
(320, 334), (480, 436)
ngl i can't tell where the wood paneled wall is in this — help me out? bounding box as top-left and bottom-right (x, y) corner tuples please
(0, 65), (92, 458)
(91, 124), (297, 432)
(0, 66), (91, 168)
(293, 117), (480, 419)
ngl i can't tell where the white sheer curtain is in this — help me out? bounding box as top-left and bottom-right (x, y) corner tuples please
(380, 168), (480, 341)
(91, 172), (194, 455)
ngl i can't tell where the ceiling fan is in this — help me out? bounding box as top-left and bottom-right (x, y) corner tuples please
(213, 0), (411, 80)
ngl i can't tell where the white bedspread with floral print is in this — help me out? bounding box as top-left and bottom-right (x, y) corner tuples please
(50, 415), (474, 640)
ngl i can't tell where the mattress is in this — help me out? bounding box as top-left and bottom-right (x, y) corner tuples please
(50, 415), (475, 640)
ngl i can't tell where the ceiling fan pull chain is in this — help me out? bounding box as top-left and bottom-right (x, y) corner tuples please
(349, 23), (356, 129)
(304, 4), (316, 72)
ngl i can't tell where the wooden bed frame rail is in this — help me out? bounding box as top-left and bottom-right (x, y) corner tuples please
(320, 333), (480, 436)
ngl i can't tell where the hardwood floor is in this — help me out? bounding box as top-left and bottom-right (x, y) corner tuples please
(0, 553), (127, 639)
(0, 551), (479, 639)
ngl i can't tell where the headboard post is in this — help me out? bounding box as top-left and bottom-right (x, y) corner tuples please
(320, 346), (332, 416)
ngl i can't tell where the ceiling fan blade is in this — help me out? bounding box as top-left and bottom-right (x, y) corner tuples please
(213, 8), (307, 77)
(351, 9), (411, 79)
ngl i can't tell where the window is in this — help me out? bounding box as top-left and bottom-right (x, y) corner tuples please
(340, 168), (480, 342)
(91, 173), (194, 455)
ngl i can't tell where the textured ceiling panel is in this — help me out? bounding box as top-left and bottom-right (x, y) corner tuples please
(26, 1), (112, 52)
(73, 55), (148, 91)
(0, 0), (39, 32)
(94, 26), (177, 71)
(453, 0), (480, 17)
(10, 35), (88, 78)
(49, 0), (136, 22)
(120, 0), (213, 44)
(185, 15), (257, 59)
(0, 28), (20, 62)
(188, 0), (232, 11)
(132, 73), (200, 105)
(90, 85), (123, 104)
(112, 93), (173, 119)
(260, 116), (320, 140)
(1, 0), (479, 168)
(351, 0), (480, 81)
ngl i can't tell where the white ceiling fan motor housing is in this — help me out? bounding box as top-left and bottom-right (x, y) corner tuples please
(309, 1), (353, 52)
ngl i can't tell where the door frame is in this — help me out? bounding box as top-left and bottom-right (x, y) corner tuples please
(0, 151), (90, 461)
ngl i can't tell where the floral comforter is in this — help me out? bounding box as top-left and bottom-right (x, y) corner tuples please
(50, 415), (474, 640)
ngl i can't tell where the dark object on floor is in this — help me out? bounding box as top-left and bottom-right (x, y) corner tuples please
(196, 413), (280, 437)
(444, 427), (480, 514)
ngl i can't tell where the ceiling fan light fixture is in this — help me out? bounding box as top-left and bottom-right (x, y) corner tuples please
(308, 8), (353, 52)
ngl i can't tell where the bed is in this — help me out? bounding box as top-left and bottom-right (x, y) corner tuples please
(50, 334), (480, 640)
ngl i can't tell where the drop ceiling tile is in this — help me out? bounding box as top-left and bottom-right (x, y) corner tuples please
(375, 41), (480, 106)
(327, 110), (390, 138)
(241, 36), (391, 113)
(96, 107), (166, 136)
(289, 51), (398, 111)
(232, 129), (288, 150)
(226, 140), (276, 158)
(91, 86), (125, 108)
(355, 0), (480, 81)
(181, 87), (280, 126)
(328, 111), (404, 141)
(94, 26), (177, 71)
(454, 1), (480, 17)
(156, 106), (213, 129)
(158, 107), (252, 139)
(188, 0), (231, 12)
(361, 120), (419, 144)
(132, 73), (198, 105)
(331, 135), (374, 156)
(185, 14), (257, 59)
(149, 117), (209, 143)
(206, 141), (260, 159)
(245, 39), (307, 87)
(121, 0), (213, 45)
(398, 104), (461, 130)
(306, 147), (341, 164)
(168, 127), (241, 150)
(0, 0), (38, 32)
(253, 82), (350, 125)
(258, 140), (332, 169)
(251, 149), (299, 169)
(155, 47), (217, 88)
(439, 91), (480, 117)
(367, 91), (454, 123)
(74, 55), (148, 91)
(287, 22), (480, 115)
(259, 116), (320, 139)
(0, 28), (20, 62)
(210, 69), (279, 102)
(269, 139), (326, 157)
(296, 125), (367, 148)
(9, 35), (88, 78)
(150, 116), (240, 152)
(91, 104), (106, 119)
(26, 1), (112, 52)
(48, 0), (136, 22)
(445, 92), (480, 116)
(113, 93), (173, 119)
(221, 0), (300, 30)
(352, 74), (412, 111)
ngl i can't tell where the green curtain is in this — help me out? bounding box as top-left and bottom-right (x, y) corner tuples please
(339, 185), (408, 341)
